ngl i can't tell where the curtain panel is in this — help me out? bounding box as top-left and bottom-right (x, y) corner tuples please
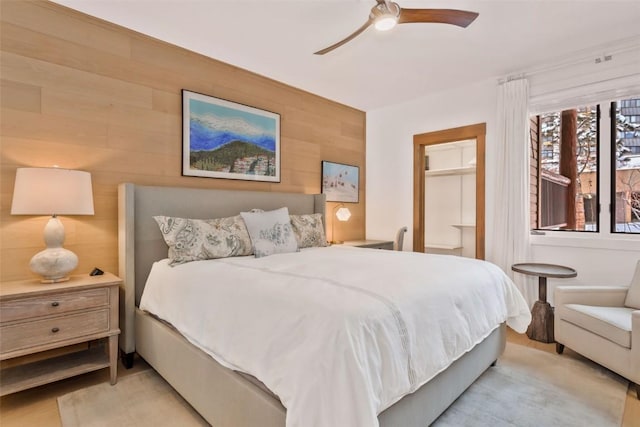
(490, 78), (536, 306)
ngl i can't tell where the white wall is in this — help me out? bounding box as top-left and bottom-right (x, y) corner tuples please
(366, 75), (640, 292)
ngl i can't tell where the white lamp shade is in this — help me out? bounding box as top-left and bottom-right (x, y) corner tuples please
(11, 167), (94, 215)
(336, 207), (352, 222)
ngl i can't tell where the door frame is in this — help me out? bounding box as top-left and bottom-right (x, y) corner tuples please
(413, 123), (486, 259)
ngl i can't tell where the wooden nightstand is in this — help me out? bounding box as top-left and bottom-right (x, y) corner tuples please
(340, 240), (394, 250)
(0, 273), (121, 396)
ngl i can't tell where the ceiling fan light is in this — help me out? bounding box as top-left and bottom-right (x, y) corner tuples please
(375, 16), (397, 31)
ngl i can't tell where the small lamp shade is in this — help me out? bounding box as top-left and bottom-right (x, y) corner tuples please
(336, 207), (352, 222)
(11, 167), (94, 283)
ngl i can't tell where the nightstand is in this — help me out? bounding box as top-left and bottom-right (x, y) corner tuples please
(0, 273), (121, 396)
(340, 240), (394, 250)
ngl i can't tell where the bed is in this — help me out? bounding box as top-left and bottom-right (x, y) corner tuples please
(117, 183), (530, 427)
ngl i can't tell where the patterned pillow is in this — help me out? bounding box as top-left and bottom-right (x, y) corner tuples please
(240, 207), (299, 258)
(290, 214), (328, 248)
(154, 215), (253, 265)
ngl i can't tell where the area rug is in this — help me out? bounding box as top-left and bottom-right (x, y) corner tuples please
(57, 343), (628, 427)
(432, 343), (628, 427)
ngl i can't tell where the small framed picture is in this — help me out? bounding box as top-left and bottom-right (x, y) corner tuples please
(321, 161), (359, 203)
(182, 89), (280, 182)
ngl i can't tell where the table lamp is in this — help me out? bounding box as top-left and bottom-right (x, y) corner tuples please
(11, 167), (94, 283)
(331, 204), (352, 244)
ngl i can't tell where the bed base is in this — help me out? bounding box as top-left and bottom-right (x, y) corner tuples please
(135, 308), (505, 427)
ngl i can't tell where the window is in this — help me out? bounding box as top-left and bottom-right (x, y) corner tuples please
(613, 98), (640, 233)
(532, 105), (599, 232)
(531, 96), (640, 235)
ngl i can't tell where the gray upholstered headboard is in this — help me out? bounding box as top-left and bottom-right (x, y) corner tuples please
(117, 183), (326, 354)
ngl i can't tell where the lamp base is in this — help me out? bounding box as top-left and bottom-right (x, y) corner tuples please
(40, 276), (71, 284)
(29, 247), (78, 284)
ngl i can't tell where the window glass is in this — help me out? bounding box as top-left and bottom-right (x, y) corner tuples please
(536, 106), (598, 231)
(613, 97), (640, 233)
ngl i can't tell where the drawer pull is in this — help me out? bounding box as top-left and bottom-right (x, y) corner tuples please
(51, 302), (60, 307)
(51, 327), (60, 333)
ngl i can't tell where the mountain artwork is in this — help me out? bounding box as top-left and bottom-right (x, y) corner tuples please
(182, 90), (280, 182)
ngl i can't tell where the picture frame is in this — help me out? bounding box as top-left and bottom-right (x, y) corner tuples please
(182, 89), (280, 182)
(321, 161), (359, 203)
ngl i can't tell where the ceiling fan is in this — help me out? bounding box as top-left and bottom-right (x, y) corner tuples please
(314, 0), (479, 55)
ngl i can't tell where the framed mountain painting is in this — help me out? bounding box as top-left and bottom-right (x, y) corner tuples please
(182, 90), (280, 182)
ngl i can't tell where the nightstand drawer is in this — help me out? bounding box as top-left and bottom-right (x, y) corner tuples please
(1, 309), (110, 355)
(0, 288), (109, 323)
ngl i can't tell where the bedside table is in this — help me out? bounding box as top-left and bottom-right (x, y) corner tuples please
(340, 240), (394, 250)
(0, 273), (121, 396)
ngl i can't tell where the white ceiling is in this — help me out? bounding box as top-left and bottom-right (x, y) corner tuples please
(51, 0), (640, 111)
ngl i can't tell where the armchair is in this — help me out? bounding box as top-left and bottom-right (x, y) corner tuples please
(554, 261), (640, 399)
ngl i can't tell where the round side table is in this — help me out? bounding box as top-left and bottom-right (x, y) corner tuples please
(511, 263), (577, 343)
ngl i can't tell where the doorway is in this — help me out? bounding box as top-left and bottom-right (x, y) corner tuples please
(413, 123), (486, 259)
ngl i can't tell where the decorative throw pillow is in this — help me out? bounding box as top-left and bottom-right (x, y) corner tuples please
(290, 213), (328, 249)
(154, 215), (253, 265)
(240, 207), (299, 258)
(624, 260), (640, 309)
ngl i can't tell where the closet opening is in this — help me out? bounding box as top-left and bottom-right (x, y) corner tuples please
(413, 123), (486, 259)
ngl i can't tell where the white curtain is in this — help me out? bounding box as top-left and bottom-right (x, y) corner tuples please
(490, 78), (536, 306)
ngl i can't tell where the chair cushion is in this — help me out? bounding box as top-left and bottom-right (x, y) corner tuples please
(563, 304), (633, 349)
(624, 260), (640, 309)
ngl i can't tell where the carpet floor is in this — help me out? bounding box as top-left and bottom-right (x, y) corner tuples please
(57, 343), (628, 427)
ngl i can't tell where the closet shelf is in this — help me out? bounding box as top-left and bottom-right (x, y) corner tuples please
(425, 166), (476, 177)
(425, 244), (463, 250)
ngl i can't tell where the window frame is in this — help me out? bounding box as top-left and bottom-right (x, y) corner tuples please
(611, 100), (640, 235)
(531, 98), (639, 243)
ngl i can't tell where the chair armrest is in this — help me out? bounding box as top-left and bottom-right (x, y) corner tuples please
(554, 286), (629, 307)
(632, 311), (639, 380)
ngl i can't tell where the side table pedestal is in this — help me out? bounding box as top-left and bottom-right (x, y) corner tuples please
(527, 300), (554, 343)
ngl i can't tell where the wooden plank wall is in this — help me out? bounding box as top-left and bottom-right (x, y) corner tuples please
(0, 1), (366, 281)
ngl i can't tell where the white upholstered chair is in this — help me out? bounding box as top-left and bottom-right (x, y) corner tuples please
(394, 226), (408, 251)
(554, 260), (640, 399)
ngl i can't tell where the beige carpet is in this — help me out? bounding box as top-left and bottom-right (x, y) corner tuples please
(57, 369), (208, 427)
(57, 343), (628, 427)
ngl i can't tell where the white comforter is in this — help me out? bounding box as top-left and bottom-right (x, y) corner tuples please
(140, 246), (530, 427)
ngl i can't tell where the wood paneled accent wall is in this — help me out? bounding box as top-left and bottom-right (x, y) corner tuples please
(0, 1), (366, 281)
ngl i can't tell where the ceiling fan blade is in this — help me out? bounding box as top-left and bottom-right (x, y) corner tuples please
(314, 18), (374, 55)
(398, 9), (479, 28)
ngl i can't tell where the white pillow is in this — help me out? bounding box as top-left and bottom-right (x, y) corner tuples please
(240, 207), (299, 258)
(624, 260), (640, 309)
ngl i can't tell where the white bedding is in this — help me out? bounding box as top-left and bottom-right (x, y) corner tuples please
(140, 246), (530, 427)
